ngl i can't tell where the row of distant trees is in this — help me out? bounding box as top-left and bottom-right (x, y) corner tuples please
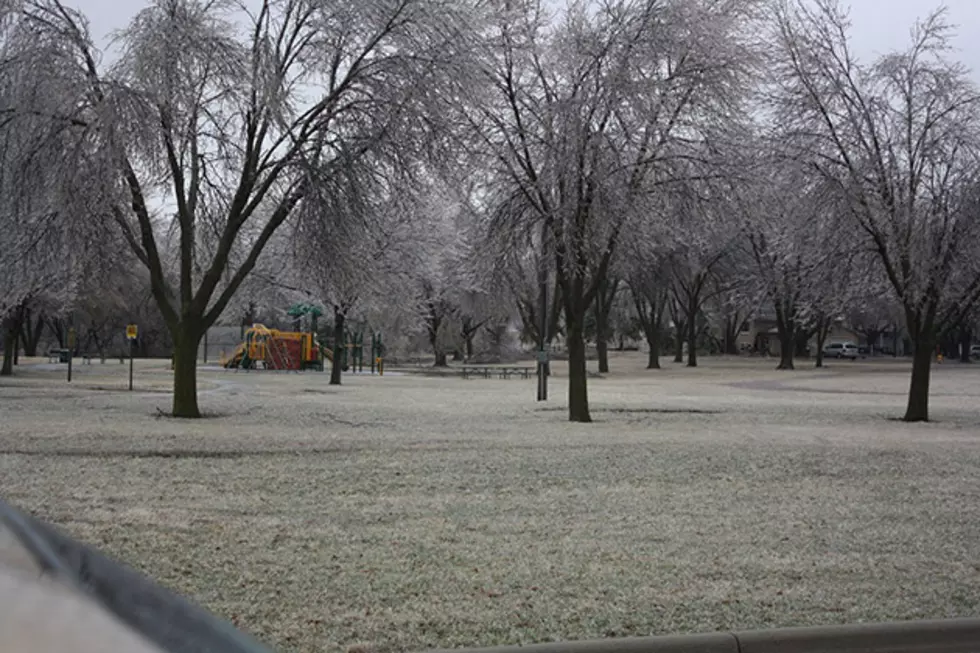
(3, 0), (980, 423)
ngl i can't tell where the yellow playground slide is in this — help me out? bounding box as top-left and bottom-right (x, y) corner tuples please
(223, 343), (331, 368)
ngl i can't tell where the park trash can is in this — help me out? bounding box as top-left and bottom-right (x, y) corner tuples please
(0, 498), (275, 653)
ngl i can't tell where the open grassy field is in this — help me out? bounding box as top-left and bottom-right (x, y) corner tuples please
(2, 354), (980, 653)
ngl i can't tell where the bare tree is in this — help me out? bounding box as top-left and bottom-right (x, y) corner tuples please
(592, 277), (620, 373)
(0, 9), (106, 373)
(846, 291), (898, 357)
(9, 0), (477, 415)
(665, 178), (739, 368)
(471, 0), (754, 421)
(491, 226), (563, 349)
(707, 270), (753, 356)
(733, 149), (849, 371)
(628, 261), (670, 369)
(772, 0), (980, 420)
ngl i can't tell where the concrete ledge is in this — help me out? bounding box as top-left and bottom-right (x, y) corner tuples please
(8, 499), (980, 653)
(424, 619), (980, 653)
(0, 499), (273, 653)
(736, 618), (980, 652)
(426, 633), (740, 653)
(0, 521), (42, 576)
(0, 564), (165, 653)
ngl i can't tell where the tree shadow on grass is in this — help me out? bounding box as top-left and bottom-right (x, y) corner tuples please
(536, 407), (721, 415)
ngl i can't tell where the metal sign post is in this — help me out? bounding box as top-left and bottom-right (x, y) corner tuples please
(537, 349), (549, 401)
(126, 324), (138, 391)
(536, 220), (549, 402)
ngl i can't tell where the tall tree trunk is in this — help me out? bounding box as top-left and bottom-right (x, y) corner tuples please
(330, 308), (345, 385)
(774, 300), (795, 371)
(594, 279), (618, 375)
(1, 318), (15, 376)
(547, 283), (563, 345)
(795, 329), (811, 358)
(49, 318), (66, 348)
(863, 329), (884, 356)
(647, 347), (660, 369)
(461, 317), (481, 361)
(904, 338), (934, 422)
(960, 327), (972, 363)
(646, 326), (661, 369)
(484, 321), (506, 360)
(724, 316), (741, 355)
(778, 332), (794, 370)
(18, 309), (44, 357)
(594, 294), (607, 373)
(632, 281), (666, 371)
(686, 304), (698, 368)
(10, 306), (21, 366)
(566, 317), (591, 423)
(427, 306), (447, 367)
(171, 324), (202, 418)
(452, 349), (464, 362)
(596, 335), (609, 374)
(673, 318), (685, 363)
(516, 280), (562, 347)
(815, 315), (831, 369)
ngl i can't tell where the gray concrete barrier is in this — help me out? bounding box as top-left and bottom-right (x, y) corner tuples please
(0, 498), (273, 653)
(426, 619), (980, 653)
(736, 618), (980, 652)
(7, 497), (980, 653)
(427, 633), (739, 653)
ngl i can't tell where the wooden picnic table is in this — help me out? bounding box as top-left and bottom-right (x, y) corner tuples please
(460, 365), (534, 380)
(47, 348), (70, 363)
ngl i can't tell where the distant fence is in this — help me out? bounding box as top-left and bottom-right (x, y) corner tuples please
(425, 619), (980, 653)
(199, 326), (248, 364)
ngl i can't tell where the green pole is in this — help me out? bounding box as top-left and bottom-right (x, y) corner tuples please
(356, 332), (362, 373)
(342, 329), (348, 371)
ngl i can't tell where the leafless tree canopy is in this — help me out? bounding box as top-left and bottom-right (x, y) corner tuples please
(3, 0), (980, 421)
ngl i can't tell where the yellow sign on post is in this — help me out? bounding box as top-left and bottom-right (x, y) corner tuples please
(126, 324), (138, 340)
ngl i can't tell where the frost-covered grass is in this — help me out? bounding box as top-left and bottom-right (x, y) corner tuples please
(2, 354), (980, 653)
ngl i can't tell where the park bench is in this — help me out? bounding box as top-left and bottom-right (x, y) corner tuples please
(461, 366), (533, 380)
(81, 352), (126, 364)
(47, 348), (70, 363)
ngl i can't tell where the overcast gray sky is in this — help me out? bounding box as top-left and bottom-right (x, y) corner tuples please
(71, 0), (980, 81)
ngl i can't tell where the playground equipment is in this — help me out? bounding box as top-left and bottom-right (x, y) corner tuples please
(329, 329), (385, 374)
(223, 325), (328, 371)
(287, 303), (323, 333)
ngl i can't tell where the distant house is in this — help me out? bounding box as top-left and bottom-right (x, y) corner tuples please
(736, 311), (907, 356)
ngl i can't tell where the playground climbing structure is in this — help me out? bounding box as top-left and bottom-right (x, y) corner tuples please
(223, 325), (328, 371)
